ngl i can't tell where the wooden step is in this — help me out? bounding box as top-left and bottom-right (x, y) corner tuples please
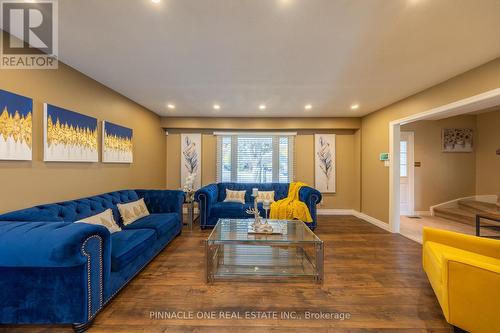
(458, 199), (500, 215)
(434, 207), (476, 226)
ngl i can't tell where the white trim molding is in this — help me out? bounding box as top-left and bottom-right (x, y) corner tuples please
(213, 131), (297, 136)
(353, 212), (391, 232)
(429, 194), (498, 214)
(317, 209), (391, 232)
(317, 209), (357, 215)
(388, 87), (500, 234)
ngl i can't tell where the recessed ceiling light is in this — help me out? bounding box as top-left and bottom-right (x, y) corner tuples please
(213, 104), (221, 110)
(350, 104), (360, 110)
(167, 104), (175, 110)
(151, 0), (161, 3)
(259, 104), (267, 110)
(305, 104), (312, 110)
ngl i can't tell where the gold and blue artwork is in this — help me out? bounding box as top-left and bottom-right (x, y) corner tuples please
(102, 121), (133, 163)
(43, 103), (98, 162)
(0, 89), (33, 160)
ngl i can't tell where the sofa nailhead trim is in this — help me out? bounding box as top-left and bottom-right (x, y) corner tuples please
(81, 235), (103, 321)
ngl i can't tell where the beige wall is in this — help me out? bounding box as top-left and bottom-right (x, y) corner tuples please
(361, 57), (500, 223)
(163, 118), (361, 210)
(401, 115), (477, 211)
(0, 63), (166, 213)
(161, 117), (360, 130)
(3, 52), (497, 220)
(294, 131), (360, 210)
(165, 132), (219, 189)
(476, 110), (500, 195)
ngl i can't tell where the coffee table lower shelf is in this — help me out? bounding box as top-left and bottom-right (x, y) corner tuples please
(205, 243), (324, 283)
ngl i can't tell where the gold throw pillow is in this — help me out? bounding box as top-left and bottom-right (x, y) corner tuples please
(117, 198), (150, 226)
(76, 208), (121, 234)
(256, 191), (275, 203)
(223, 189), (246, 204)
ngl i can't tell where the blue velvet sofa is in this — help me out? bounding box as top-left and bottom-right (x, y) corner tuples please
(0, 189), (184, 332)
(194, 182), (322, 229)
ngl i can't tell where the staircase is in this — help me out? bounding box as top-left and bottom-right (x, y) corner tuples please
(434, 198), (500, 226)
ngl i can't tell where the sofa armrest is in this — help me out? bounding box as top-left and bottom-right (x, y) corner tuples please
(194, 183), (218, 208)
(441, 253), (500, 332)
(0, 221), (111, 267)
(136, 189), (185, 216)
(195, 184), (218, 227)
(0, 221), (111, 323)
(423, 227), (500, 259)
(299, 186), (322, 206)
(299, 186), (322, 226)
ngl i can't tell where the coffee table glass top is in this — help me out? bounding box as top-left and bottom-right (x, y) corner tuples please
(207, 219), (321, 244)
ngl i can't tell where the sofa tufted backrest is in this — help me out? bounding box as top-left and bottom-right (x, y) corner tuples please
(0, 190), (139, 224)
(216, 183), (290, 203)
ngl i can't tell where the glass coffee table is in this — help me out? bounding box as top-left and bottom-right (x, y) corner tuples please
(205, 219), (324, 283)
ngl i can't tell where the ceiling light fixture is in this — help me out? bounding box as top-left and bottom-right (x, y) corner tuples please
(151, 0), (161, 3)
(259, 104), (267, 110)
(350, 104), (359, 110)
(213, 104), (221, 110)
(305, 104), (312, 110)
(167, 104), (175, 110)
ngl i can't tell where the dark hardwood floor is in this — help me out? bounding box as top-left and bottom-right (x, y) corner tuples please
(0, 216), (453, 332)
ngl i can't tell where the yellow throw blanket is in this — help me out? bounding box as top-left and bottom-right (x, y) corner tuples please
(269, 182), (313, 223)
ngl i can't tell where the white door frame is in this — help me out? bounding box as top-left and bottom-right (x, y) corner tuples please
(388, 88), (500, 233)
(400, 131), (415, 216)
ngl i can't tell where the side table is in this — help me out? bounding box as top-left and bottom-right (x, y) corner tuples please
(184, 191), (198, 230)
(476, 213), (500, 239)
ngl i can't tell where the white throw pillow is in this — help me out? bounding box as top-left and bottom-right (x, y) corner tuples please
(117, 198), (150, 226)
(76, 208), (121, 234)
(256, 191), (275, 203)
(223, 189), (246, 204)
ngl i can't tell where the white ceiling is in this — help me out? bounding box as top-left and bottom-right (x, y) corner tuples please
(58, 0), (500, 117)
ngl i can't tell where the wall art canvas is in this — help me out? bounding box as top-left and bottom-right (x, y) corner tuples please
(314, 133), (336, 193)
(102, 121), (133, 163)
(44, 104), (98, 162)
(181, 133), (201, 190)
(0, 89), (33, 160)
(442, 128), (473, 153)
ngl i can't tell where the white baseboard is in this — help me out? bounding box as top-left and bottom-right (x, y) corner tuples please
(429, 194), (498, 214)
(474, 194), (498, 204)
(415, 210), (432, 216)
(317, 209), (357, 215)
(316, 209), (391, 232)
(352, 211), (391, 231)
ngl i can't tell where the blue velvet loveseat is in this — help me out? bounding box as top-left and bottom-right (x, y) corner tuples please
(0, 189), (184, 332)
(194, 182), (322, 229)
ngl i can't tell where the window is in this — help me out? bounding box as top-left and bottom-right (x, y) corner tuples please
(400, 141), (407, 177)
(217, 134), (294, 183)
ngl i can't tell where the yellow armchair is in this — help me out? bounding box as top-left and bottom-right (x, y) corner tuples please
(422, 227), (500, 333)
